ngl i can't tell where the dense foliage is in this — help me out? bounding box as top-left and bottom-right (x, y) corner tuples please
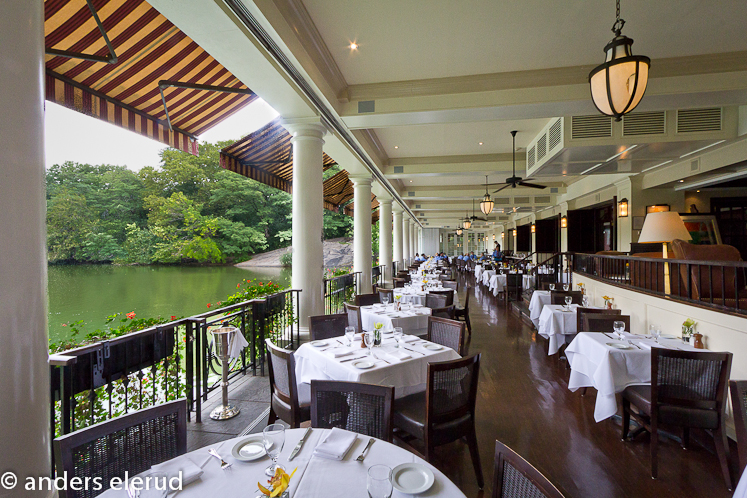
(45, 142), (355, 264)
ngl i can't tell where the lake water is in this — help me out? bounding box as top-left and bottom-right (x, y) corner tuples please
(47, 265), (290, 345)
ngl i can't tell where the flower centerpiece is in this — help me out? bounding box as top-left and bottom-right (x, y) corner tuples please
(258, 467), (296, 497)
(373, 322), (384, 346)
(602, 295), (614, 309)
(682, 318), (696, 342)
(577, 283), (586, 295)
(393, 292), (402, 311)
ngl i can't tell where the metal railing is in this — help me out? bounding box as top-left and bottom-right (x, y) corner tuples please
(573, 253), (747, 315)
(48, 289), (301, 448)
(372, 265), (386, 287)
(323, 272), (361, 314)
(529, 252), (573, 289)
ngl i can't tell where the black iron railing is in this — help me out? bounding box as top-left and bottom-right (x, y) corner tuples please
(323, 272), (360, 314)
(372, 265), (385, 287)
(530, 252), (573, 289)
(573, 253), (747, 315)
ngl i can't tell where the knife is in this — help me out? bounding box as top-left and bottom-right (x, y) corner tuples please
(288, 427), (311, 461)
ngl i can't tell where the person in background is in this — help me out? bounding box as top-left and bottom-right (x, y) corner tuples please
(493, 243), (503, 263)
(469, 251), (477, 260)
(457, 253), (464, 260)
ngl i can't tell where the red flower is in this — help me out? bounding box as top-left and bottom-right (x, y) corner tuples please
(207, 303), (211, 308)
(126, 312), (136, 320)
(61, 323), (67, 327)
(171, 316), (176, 320)
(237, 283), (241, 288)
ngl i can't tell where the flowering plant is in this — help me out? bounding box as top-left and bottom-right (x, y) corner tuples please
(258, 467), (297, 497)
(602, 295), (613, 301)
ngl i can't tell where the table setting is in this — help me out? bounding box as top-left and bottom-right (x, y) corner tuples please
(392, 285), (460, 308)
(488, 272), (535, 297)
(360, 302), (432, 337)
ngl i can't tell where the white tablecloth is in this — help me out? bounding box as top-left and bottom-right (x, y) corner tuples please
(394, 288), (460, 307)
(360, 305), (431, 336)
(566, 332), (701, 422)
(537, 304), (580, 355)
(474, 264), (483, 281)
(481, 270), (495, 287)
(295, 335), (461, 399)
(488, 273), (534, 296)
(528, 291), (552, 328)
(101, 428), (466, 498)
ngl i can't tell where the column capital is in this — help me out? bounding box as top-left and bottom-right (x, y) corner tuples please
(348, 175), (373, 186)
(281, 117), (327, 141)
(393, 203), (405, 213)
(378, 198), (393, 206)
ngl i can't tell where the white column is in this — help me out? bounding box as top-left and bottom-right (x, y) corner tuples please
(418, 227), (423, 254)
(393, 206), (403, 272)
(0, 0), (49, 490)
(351, 175), (373, 294)
(285, 120), (326, 329)
(402, 218), (411, 266)
(409, 222), (415, 259)
(378, 199), (393, 283)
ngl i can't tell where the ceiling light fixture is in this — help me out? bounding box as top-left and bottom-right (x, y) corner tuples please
(480, 176), (495, 215)
(349, 42), (358, 50)
(478, 142), (483, 146)
(394, 146), (398, 149)
(589, 0), (650, 121)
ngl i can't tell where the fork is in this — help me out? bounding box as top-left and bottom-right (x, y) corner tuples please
(208, 448), (232, 470)
(356, 438), (375, 462)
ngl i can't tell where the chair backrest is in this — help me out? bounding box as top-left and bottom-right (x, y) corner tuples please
(355, 293), (380, 306)
(582, 314), (630, 333)
(431, 305), (456, 319)
(54, 400), (187, 498)
(425, 293), (448, 309)
(492, 440), (565, 498)
(427, 316), (466, 355)
(428, 289), (454, 306)
(550, 291), (583, 305)
(462, 287), (471, 311)
(652, 348), (732, 420)
(309, 313), (348, 341)
(344, 303), (363, 333)
(671, 238), (744, 300)
(576, 307), (621, 332)
(378, 288), (394, 301)
(311, 380), (394, 442)
(730, 380), (747, 475)
(265, 338), (306, 429)
(442, 280), (458, 291)
(393, 277), (406, 288)
(426, 354), (481, 428)
(506, 274), (523, 288)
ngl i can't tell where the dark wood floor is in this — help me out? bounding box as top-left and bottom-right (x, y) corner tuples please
(188, 274), (737, 497)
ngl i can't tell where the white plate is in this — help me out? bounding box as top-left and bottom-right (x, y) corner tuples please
(352, 360), (375, 369)
(231, 435), (266, 462)
(423, 344), (443, 351)
(606, 342), (632, 350)
(310, 340), (328, 347)
(391, 463), (435, 494)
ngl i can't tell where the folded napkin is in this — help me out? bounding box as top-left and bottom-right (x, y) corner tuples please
(313, 428), (357, 460)
(151, 456), (203, 489)
(228, 331), (249, 359)
(402, 335), (419, 343)
(326, 347), (354, 358)
(387, 350), (412, 361)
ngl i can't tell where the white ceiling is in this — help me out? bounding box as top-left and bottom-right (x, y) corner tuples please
(302, 0), (747, 85)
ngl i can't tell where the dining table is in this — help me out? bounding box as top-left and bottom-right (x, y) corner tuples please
(360, 303), (432, 337)
(488, 273), (535, 297)
(537, 304), (583, 355)
(295, 333), (460, 399)
(566, 332), (702, 422)
(528, 290), (552, 328)
(99, 427), (466, 497)
(395, 286), (460, 307)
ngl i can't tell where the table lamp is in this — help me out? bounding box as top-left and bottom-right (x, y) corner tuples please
(637, 211), (692, 294)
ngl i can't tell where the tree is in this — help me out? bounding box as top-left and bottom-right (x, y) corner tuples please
(47, 188), (95, 262)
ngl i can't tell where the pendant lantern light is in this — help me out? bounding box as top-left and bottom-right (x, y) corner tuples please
(589, 0), (650, 121)
(480, 176), (495, 215)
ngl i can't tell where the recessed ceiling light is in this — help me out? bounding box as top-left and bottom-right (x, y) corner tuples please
(478, 142), (483, 145)
(349, 42), (358, 50)
(679, 180), (685, 183)
(409, 180), (413, 182)
(394, 146), (398, 149)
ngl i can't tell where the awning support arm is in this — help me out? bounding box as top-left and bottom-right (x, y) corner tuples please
(158, 80), (254, 131)
(45, 0), (118, 64)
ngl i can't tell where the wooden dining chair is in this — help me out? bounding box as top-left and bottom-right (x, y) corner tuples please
(582, 314), (630, 333)
(393, 354), (484, 489)
(378, 288), (394, 302)
(730, 380), (747, 477)
(266, 338), (311, 428)
(393, 277), (406, 288)
(427, 316), (466, 355)
(54, 399), (187, 498)
(309, 313), (348, 341)
(425, 292), (448, 309)
(505, 274), (523, 306)
(431, 305), (456, 319)
(311, 380), (394, 442)
(550, 291), (583, 305)
(442, 280), (458, 292)
(428, 289), (454, 306)
(622, 349), (733, 489)
(344, 302), (364, 333)
(455, 288), (472, 336)
(576, 307), (622, 332)
(355, 292), (380, 306)
(492, 440), (565, 498)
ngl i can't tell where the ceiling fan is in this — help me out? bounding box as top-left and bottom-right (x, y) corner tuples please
(488, 130), (547, 193)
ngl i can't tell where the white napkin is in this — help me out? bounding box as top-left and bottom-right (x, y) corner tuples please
(402, 335), (419, 343)
(326, 347), (354, 358)
(387, 350), (412, 361)
(312, 428), (357, 460)
(151, 456), (203, 488)
(228, 331), (249, 359)
(637, 341), (653, 350)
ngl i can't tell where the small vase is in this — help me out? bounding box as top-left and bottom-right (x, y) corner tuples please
(374, 329), (382, 346)
(605, 301), (613, 310)
(682, 324), (694, 342)
(692, 333), (705, 349)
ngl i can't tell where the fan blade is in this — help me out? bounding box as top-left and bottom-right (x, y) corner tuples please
(518, 181), (547, 190)
(493, 184), (511, 193)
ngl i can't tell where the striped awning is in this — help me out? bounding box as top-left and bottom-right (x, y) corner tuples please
(220, 119), (338, 201)
(45, 0), (257, 156)
(323, 170), (354, 212)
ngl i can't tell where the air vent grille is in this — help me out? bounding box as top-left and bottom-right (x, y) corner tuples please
(571, 115), (612, 139)
(550, 187), (559, 194)
(393, 166), (404, 174)
(534, 196), (551, 204)
(527, 147), (536, 168)
(358, 100), (375, 113)
(498, 216), (509, 221)
(495, 197), (510, 204)
(536, 134), (547, 161)
(419, 212), (424, 216)
(691, 159), (700, 172)
(548, 119), (562, 150)
(408, 191), (415, 196)
(677, 108), (722, 133)
(415, 204), (421, 209)
(623, 111), (666, 136)
(514, 196), (530, 204)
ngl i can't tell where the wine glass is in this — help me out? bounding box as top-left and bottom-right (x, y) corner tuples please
(345, 326), (355, 347)
(563, 284), (569, 292)
(564, 295), (573, 310)
(364, 331), (374, 356)
(263, 424), (285, 476)
(549, 283), (555, 291)
(649, 323), (657, 340)
(613, 321), (626, 340)
(582, 295), (590, 308)
(393, 327), (403, 348)
(367, 465), (393, 498)
(381, 294), (390, 306)
(653, 326), (662, 344)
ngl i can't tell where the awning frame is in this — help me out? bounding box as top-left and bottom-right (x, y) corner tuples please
(45, 0), (117, 64)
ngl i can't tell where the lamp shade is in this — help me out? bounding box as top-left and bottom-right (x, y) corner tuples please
(589, 36), (650, 120)
(480, 195), (494, 215)
(638, 211), (692, 243)
(463, 219), (471, 230)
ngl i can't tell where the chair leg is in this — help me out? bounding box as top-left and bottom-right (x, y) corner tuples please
(621, 399), (630, 441)
(465, 313), (472, 336)
(268, 408), (277, 425)
(713, 425), (733, 490)
(466, 428), (485, 489)
(650, 419), (659, 479)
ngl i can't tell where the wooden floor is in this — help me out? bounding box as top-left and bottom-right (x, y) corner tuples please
(187, 274), (738, 497)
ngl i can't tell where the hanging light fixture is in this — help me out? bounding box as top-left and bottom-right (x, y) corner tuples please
(456, 228), (463, 236)
(589, 0), (650, 121)
(480, 175), (494, 215)
(463, 210), (472, 230)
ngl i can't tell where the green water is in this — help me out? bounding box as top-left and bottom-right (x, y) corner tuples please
(47, 265), (290, 345)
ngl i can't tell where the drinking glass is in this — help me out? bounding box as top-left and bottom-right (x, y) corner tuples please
(263, 424), (286, 476)
(564, 296), (573, 310)
(549, 284), (555, 291)
(613, 321), (626, 340)
(381, 294), (390, 306)
(649, 324), (657, 339)
(345, 326), (355, 347)
(654, 326), (662, 344)
(563, 284), (569, 292)
(582, 295), (590, 308)
(393, 327), (403, 348)
(367, 465), (393, 498)
(364, 331), (374, 356)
